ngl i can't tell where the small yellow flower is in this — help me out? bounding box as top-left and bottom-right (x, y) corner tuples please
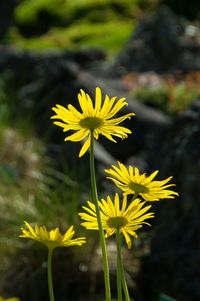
(105, 161), (179, 201)
(0, 296), (20, 301)
(79, 193), (154, 248)
(20, 221), (86, 249)
(51, 87), (135, 157)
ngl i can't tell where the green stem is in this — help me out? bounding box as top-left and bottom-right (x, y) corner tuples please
(117, 233), (131, 301)
(116, 230), (123, 301)
(47, 248), (55, 301)
(89, 134), (111, 301)
(121, 267), (131, 301)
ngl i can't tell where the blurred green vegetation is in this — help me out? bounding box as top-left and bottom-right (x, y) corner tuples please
(0, 124), (89, 294)
(0, 71), (89, 293)
(0, 123), (86, 239)
(125, 71), (200, 114)
(134, 83), (200, 114)
(5, 0), (159, 54)
(7, 21), (133, 53)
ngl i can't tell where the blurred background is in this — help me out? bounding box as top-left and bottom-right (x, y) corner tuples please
(0, 0), (199, 301)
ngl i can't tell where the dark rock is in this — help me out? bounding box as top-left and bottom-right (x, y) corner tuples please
(138, 100), (200, 301)
(113, 6), (200, 75)
(162, 0), (200, 20)
(0, 46), (106, 73)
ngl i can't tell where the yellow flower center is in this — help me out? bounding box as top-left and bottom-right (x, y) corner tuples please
(80, 117), (103, 131)
(107, 216), (127, 229)
(129, 182), (149, 194)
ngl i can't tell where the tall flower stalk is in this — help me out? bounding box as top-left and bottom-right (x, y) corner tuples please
(90, 134), (111, 301)
(116, 230), (123, 301)
(116, 231), (131, 301)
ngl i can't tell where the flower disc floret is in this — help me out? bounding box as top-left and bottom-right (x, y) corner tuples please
(105, 161), (179, 201)
(79, 116), (103, 130)
(51, 87), (135, 157)
(129, 182), (149, 194)
(107, 216), (127, 229)
(20, 221), (86, 249)
(79, 193), (154, 248)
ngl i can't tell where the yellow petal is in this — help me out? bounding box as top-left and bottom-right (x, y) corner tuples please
(79, 135), (91, 157)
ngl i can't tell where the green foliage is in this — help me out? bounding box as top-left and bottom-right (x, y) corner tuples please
(135, 85), (168, 111)
(0, 76), (88, 280)
(7, 21), (133, 53)
(0, 127), (86, 227)
(15, 0), (137, 26)
(6, 0), (140, 53)
(134, 82), (200, 114)
(0, 128), (88, 290)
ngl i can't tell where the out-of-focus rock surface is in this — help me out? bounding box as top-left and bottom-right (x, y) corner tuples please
(113, 6), (200, 75)
(137, 100), (200, 301)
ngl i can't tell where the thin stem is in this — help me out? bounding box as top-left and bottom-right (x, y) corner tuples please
(117, 233), (131, 301)
(116, 230), (123, 301)
(47, 248), (55, 301)
(121, 267), (131, 301)
(89, 134), (111, 301)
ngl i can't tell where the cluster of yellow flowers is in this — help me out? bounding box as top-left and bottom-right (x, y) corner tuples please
(19, 87), (178, 301)
(20, 87), (178, 249)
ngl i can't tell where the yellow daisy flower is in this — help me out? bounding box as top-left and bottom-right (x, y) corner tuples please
(79, 193), (154, 248)
(105, 161), (179, 201)
(20, 221), (86, 249)
(0, 296), (19, 301)
(51, 87), (135, 157)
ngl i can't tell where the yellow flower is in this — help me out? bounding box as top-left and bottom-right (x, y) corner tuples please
(0, 296), (19, 301)
(20, 221), (86, 249)
(79, 193), (154, 248)
(105, 161), (179, 201)
(51, 87), (135, 157)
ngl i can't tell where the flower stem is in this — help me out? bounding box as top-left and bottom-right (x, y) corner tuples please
(47, 248), (55, 301)
(121, 267), (131, 301)
(89, 134), (111, 301)
(117, 233), (131, 301)
(116, 230), (123, 301)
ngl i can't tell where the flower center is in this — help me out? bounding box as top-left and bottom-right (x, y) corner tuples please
(107, 216), (127, 229)
(80, 117), (103, 131)
(129, 182), (149, 194)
